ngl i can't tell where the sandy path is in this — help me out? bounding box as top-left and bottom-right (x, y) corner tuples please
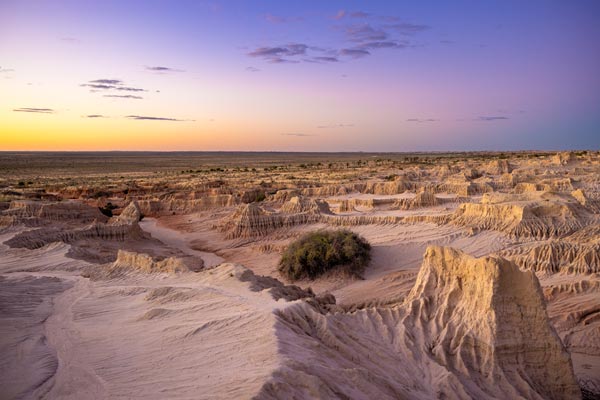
(140, 218), (224, 267)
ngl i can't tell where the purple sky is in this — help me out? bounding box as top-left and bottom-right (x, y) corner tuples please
(1, 0), (599, 151)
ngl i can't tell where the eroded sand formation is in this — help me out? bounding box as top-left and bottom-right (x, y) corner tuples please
(1, 150), (599, 399)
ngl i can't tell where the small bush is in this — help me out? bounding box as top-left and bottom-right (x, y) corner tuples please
(279, 229), (371, 281)
(98, 202), (117, 217)
(254, 192), (266, 202)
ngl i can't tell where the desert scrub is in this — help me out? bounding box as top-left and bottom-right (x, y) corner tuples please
(279, 229), (371, 281)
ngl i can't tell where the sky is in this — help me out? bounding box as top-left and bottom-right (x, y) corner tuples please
(1, 0), (599, 151)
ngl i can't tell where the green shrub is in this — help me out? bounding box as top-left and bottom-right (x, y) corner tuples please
(279, 229), (371, 281)
(98, 202), (117, 217)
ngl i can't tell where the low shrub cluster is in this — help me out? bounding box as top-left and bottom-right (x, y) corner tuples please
(98, 202), (117, 217)
(279, 229), (371, 281)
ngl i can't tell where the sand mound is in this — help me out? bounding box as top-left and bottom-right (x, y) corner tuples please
(4, 220), (146, 250)
(222, 198), (328, 238)
(270, 189), (300, 202)
(279, 196), (330, 215)
(553, 151), (578, 166)
(136, 194), (237, 216)
(2, 200), (108, 226)
(545, 280), (600, 300)
(86, 249), (204, 279)
(483, 159), (513, 175)
(501, 240), (600, 275)
(222, 203), (287, 238)
(362, 179), (414, 195)
(394, 188), (439, 210)
(111, 200), (142, 224)
(451, 192), (592, 239)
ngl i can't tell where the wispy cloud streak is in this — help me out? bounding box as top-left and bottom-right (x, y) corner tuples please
(13, 107), (54, 113)
(104, 94), (143, 99)
(281, 133), (315, 137)
(145, 66), (184, 73)
(80, 79), (147, 93)
(476, 116), (509, 121)
(125, 115), (185, 121)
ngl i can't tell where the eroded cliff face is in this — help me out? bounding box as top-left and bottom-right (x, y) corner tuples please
(1, 200), (108, 228)
(450, 192), (593, 239)
(501, 240), (600, 275)
(404, 246), (580, 399)
(111, 200), (143, 224)
(85, 250), (204, 279)
(258, 246), (581, 400)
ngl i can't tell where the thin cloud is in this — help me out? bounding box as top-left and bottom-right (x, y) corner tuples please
(264, 14), (303, 24)
(248, 43), (309, 64)
(406, 118), (438, 122)
(145, 66), (184, 73)
(332, 10), (346, 20)
(60, 37), (79, 43)
(82, 84), (115, 90)
(268, 57), (300, 64)
(248, 17), (428, 64)
(344, 24), (388, 42)
(0, 67), (14, 73)
(80, 79), (147, 93)
(379, 15), (401, 22)
(115, 86), (145, 92)
(476, 116), (509, 121)
(281, 133), (316, 137)
(358, 41), (408, 50)
(85, 114), (107, 118)
(126, 115), (185, 121)
(350, 11), (370, 18)
(317, 123), (354, 128)
(334, 21), (424, 59)
(386, 22), (430, 35)
(252, 44), (308, 56)
(246, 66), (260, 72)
(90, 79), (122, 85)
(13, 107), (55, 113)
(309, 56), (339, 63)
(104, 94), (143, 99)
(339, 48), (370, 58)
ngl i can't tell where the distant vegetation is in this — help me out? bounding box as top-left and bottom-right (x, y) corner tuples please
(279, 229), (371, 281)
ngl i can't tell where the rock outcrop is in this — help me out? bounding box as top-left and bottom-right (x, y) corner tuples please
(451, 192), (592, 239)
(111, 200), (142, 224)
(484, 159), (513, 175)
(259, 247), (581, 399)
(501, 240), (600, 275)
(4, 221), (145, 250)
(402, 246), (581, 399)
(86, 250), (204, 279)
(279, 196), (330, 215)
(2, 200), (108, 225)
(136, 194), (237, 216)
(394, 188), (439, 210)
